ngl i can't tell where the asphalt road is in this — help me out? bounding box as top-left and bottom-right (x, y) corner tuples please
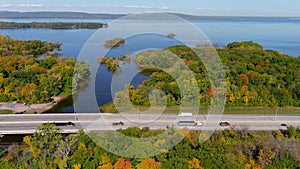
(0, 113), (299, 134)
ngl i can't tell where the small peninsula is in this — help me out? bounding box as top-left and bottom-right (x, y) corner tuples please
(0, 35), (90, 113)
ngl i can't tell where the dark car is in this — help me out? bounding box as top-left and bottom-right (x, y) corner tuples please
(219, 122), (231, 126)
(112, 121), (124, 126)
(46, 121), (75, 126)
(281, 123), (288, 127)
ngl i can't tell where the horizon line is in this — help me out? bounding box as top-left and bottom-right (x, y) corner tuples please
(1, 10), (300, 18)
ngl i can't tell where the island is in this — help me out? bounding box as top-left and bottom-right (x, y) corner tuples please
(98, 53), (130, 73)
(0, 21), (108, 29)
(167, 33), (176, 38)
(0, 34), (90, 113)
(103, 38), (125, 48)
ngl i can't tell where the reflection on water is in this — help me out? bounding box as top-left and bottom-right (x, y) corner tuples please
(44, 95), (75, 113)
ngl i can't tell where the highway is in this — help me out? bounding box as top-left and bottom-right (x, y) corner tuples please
(0, 113), (300, 134)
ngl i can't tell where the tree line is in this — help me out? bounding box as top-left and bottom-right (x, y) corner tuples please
(0, 22), (108, 29)
(1, 123), (300, 168)
(0, 34), (61, 57)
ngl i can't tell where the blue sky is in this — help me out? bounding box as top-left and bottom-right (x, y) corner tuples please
(0, 0), (300, 16)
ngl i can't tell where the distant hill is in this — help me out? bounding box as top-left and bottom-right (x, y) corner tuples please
(0, 11), (297, 20)
(0, 11), (125, 19)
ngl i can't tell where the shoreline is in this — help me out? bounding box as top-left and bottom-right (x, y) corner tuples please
(0, 94), (71, 114)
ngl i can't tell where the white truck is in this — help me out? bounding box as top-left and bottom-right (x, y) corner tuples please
(178, 120), (202, 126)
(178, 112), (193, 117)
(178, 112), (202, 126)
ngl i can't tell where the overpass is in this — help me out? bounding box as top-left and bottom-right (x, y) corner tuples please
(0, 113), (300, 135)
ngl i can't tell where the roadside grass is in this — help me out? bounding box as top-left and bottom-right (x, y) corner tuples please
(0, 109), (13, 114)
(102, 104), (300, 115)
(137, 106), (300, 115)
(223, 106), (300, 115)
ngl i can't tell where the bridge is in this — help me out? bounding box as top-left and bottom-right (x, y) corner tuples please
(0, 113), (300, 135)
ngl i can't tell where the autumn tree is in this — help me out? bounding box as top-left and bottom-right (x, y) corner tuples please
(188, 158), (204, 169)
(138, 158), (161, 169)
(114, 158), (133, 169)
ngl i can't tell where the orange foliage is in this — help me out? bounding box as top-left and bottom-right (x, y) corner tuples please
(257, 61), (265, 67)
(208, 86), (216, 97)
(114, 158), (132, 169)
(185, 131), (198, 147)
(240, 74), (249, 86)
(73, 163), (82, 169)
(184, 60), (193, 65)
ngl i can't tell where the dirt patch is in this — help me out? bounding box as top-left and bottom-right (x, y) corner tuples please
(0, 95), (69, 114)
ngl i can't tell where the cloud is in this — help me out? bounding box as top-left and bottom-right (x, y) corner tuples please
(18, 4), (44, 7)
(196, 7), (212, 10)
(124, 5), (152, 9)
(0, 4), (13, 7)
(119, 5), (169, 10)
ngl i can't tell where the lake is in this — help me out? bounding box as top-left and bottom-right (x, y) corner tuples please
(1, 17), (300, 113)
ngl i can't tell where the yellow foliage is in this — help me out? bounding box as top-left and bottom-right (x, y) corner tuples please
(244, 160), (261, 169)
(170, 81), (177, 86)
(78, 142), (86, 150)
(137, 158), (160, 169)
(100, 153), (111, 165)
(23, 135), (31, 145)
(243, 95), (249, 104)
(188, 158), (204, 169)
(237, 152), (246, 165)
(156, 82), (164, 89)
(99, 163), (113, 169)
(229, 93), (235, 102)
(275, 130), (282, 139)
(73, 163), (81, 169)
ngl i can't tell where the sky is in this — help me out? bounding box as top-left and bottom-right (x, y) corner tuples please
(0, 0), (300, 17)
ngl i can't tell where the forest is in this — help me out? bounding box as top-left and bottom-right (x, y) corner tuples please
(0, 34), (90, 104)
(101, 41), (300, 112)
(0, 22), (108, 29)
(1, 123), (300, 169)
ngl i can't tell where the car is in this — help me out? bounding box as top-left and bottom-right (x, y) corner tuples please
(219, 122), (231, 126)
(112, 121), (124, 126)
(281, 123), (288, 127)
(44, 121), (75, 126)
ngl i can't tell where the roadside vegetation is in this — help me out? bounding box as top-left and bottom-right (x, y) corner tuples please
(0, 109), (13, 114)
(1, 123), (300, 168)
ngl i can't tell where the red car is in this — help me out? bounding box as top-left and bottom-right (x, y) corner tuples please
(219, 122), (231, 126)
